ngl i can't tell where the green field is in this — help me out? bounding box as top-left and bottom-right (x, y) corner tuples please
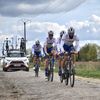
(30, 61), (100, 79)
(75, 62), (100, 79)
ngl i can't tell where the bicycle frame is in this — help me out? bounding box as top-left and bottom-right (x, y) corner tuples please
(64, 52), (75, 87)
(34, 56), (40, 77)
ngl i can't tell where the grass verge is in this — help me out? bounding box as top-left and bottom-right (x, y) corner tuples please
(29, 61), (100, 79)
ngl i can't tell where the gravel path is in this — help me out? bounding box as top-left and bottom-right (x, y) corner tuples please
(0, 69), (100, 100)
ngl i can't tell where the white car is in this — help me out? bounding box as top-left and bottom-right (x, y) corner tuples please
(1, 50), (29, 71)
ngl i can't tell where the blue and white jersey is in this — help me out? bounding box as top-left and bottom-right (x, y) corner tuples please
(62, 34), (79, 51)
(44, 37), (56, 48)
(32, 44), (42, 54)
(56, 37), (64, 53)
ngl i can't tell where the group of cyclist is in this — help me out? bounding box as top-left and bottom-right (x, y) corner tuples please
(32, 27), (79, 79)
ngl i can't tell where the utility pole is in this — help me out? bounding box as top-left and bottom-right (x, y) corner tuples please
(19, 19), (30, 54)
(24, 22), (26, 54)
(11, 37), (14, 49)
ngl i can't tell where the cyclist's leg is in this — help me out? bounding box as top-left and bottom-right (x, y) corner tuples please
(45, 58), (49, 77)
(45, 47), (54, 76)
(43, 47), (47, 76)
(61, 44), (69, 68)
(33, 56), (37, 71)
(37, 52), (42, 69)
(61, 44), (70, 77)
(51, 49), (55, 66)
(33, 51), (38, 70)
(70, 45), (76, 67)
(44, 47), (51, 77)
(58, 53), (63, 76)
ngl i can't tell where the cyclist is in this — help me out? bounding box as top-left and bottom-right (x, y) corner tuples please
(43, 30), (57, 77)
(32, 40), (42, 70)
(56, 31), (65, 76)
(61, 27), (79, 77)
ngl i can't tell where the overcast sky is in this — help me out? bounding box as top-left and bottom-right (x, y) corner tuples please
(0, 0), (100, 54)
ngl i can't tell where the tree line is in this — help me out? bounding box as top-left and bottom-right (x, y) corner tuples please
(78, 43), (99, 61)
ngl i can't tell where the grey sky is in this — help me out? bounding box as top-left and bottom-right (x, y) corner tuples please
(0, 0), (86, 17)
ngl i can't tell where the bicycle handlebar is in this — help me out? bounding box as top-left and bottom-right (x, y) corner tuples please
(64, 51), (78, 55)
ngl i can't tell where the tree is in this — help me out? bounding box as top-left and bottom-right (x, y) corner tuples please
(79, 43), (97, 61)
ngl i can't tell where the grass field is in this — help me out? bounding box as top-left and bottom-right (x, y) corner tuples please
(75, 61), (100, 79)
(29, 61), (100, 79)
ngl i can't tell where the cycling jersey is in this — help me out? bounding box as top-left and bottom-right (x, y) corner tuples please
(56, 37), (64, 53)
(32, 44), (42, 56)
(32, 44), (42, 52)
(45, 37), (56, 48)
(62, 34), (79, 51)
(44, 37), (56, 54)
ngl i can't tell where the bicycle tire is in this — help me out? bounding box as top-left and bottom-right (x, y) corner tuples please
(48, 70), (50, 81)
(69, 64), (75, 87)
(50, 67), (54, 82)
(59, 68), (63, 83)
(35, 68), (39, 77)
(64, 62), (69, 85)
(65, 72), (69, 85)
(35, 65), (39, 77)
(50, 60), (54, 82)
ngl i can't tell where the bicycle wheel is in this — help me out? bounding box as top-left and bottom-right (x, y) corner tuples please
(69, 65), (75, 87)
(36, 68), (39, 77)
(60, 75), (63, 83)
(35, 65), (39, 77)
(50, 67), (54, 82)
(65, 70), (69, 85)
(64, 62), (69, 85)
(48, 70), (50, 81)
(59, 68), (63, 83)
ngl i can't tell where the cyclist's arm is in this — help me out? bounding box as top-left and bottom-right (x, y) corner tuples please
(74, 36), (79, 52)
(53, 38), (57, 50)
(40, 45), (43, 56)
(32, 45), (34, 55)
(44, 42), (48, 55)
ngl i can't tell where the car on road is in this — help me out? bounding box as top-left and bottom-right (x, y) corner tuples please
(1, 49), (29, 72)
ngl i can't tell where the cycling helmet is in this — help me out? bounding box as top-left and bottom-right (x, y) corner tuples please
(60, 31), (65, 37)
(48, 30), (54, 39)
(68, 27), (75, 39)
(21, 37), (24, 40)
(35, 40), (40, 45)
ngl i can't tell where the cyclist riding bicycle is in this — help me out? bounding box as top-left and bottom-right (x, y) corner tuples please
(43, 30), (57, 77)
(60, 27), (79, 77)
(32, 40), (42, 70)
(56, 31), (65, 76)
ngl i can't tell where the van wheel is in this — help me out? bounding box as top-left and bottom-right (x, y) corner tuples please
(25, 68), (29, 71)
(3, 68), (7, 72)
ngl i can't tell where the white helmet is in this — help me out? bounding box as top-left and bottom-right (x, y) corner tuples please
(60, 31), (65, 36)
(68, 27), (75, 35)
